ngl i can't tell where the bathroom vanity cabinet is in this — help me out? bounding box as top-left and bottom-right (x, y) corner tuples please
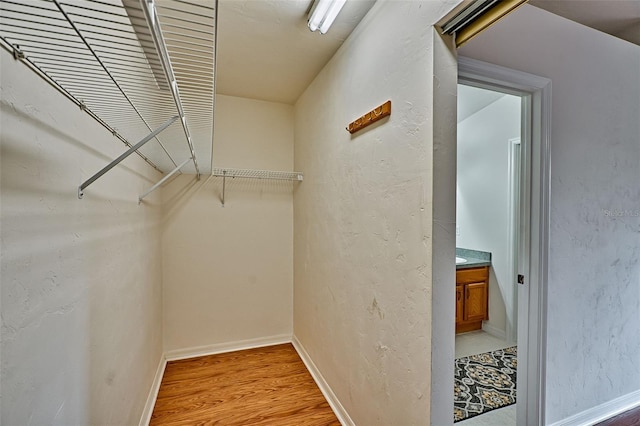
(455, 266), (489, 334)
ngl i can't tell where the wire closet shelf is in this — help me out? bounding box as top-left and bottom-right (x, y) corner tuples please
(212, 168), (304, 207)
(0, 0), (216, 198)
(212, 168), (304, 181)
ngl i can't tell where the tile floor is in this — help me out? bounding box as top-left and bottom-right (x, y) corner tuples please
(457, 405), (516, 426)
(455, 330), (514, 359)
(455, 330), (516, 426)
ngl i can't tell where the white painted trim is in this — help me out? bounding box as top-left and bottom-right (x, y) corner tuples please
(458, 56), (552, 426)
(481, 322), (507, 341)
(458, 56), (551, 96)
(164, 334), (292, 361)
(291, 335), (354, 426)
(138, 354), (167, 426)
(506, 137), (521, 345)
(549, 390), (640, 426)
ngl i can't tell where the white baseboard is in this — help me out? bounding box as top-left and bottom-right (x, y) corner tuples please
(549, 389), (640, 426)
(164, 334), (292, 361)
(138, 354), (167, 426)
(482, 322), (507, 341)
(292, 335), (354, 426)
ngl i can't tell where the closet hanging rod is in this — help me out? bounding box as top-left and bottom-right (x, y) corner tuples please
(78, 115), (178, 199)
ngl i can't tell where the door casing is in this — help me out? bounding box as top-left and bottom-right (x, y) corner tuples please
(456, 56), (551, 426)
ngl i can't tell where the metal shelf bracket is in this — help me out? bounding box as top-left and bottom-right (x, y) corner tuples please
(12, 45), (24, 60)
(138, 156), (192, 203)
(78, 115), (178, 199)
(222, 170), (227, 206)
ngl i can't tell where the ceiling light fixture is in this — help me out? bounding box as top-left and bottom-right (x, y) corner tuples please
(308, 0), (346, 34)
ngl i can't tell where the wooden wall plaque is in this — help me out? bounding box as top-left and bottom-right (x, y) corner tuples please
(346, 100), (391, 134)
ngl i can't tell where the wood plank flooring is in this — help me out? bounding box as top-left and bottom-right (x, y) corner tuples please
(596, 405), (640, 426)
(150, 343), (340, 425)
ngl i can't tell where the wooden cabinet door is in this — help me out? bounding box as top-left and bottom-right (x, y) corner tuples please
(464, 282), (488, 322)
(456, 286), (464, 324)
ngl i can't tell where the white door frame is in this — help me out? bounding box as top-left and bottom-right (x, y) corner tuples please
(507, 137), (521, 345)
(458, 56), (551, 426)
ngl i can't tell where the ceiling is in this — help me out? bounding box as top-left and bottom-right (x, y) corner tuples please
(528, 1), (639, 46)
(215, 0), (375, 104)
(215, 1), (638, 106)
(457, 84), (506, 123)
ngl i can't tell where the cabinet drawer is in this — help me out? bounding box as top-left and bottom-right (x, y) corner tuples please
(456, 266), (488, 284)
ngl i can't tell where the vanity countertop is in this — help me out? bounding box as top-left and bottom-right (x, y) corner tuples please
(456, 248), (491, 270)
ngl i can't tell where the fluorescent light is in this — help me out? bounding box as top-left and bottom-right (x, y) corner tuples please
(308, 0), (346, 34)
(319, 0), (346, 33)
(308, 0), (331, 32)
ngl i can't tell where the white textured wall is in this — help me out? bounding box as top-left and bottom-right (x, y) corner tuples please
(0, 49), (163, 425)
(430, 30), (460, 426)
(457, 93), (521, 338)
(162, 95), (293, 352)
(460, 5), (640, 423)
(293, 1), (459, 424)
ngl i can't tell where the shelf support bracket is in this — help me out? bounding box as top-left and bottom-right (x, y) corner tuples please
(138, 156), (192, 203)
(221, 170), (227, 207)
(78, 115), (178, 199)
(12, 45), (24, 60)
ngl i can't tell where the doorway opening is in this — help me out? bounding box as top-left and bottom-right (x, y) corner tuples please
(443, 56), (551, 426)
(454, 83), (522, 425)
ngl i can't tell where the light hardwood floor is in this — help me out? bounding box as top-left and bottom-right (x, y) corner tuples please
(150, 343), (339, 425)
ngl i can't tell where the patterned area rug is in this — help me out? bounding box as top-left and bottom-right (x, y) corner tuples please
(454, 346), (517, 422)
